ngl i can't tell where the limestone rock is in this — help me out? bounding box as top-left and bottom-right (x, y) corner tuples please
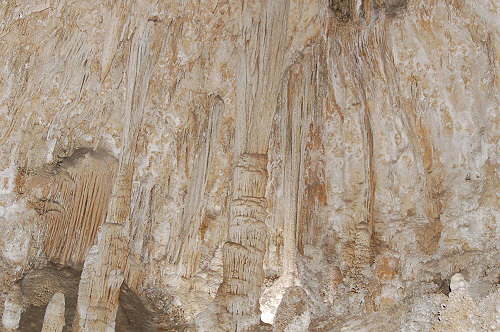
(73, 223), (127, 332)
(1, 288), (22, 331)
(41, 292), (65, 332)
(450, 273), (468, 292)
(273, 287), (311, 332)
(0, 0), (498, 331)
(431, 274), (487, 332)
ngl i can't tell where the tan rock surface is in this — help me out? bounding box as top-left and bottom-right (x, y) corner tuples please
(41, 292), (65, 332)
(0, 0), (498, 331)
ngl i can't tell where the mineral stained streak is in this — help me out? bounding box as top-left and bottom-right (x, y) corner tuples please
(0, 0), (498, 331)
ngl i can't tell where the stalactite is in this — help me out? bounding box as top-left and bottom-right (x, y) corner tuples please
(166, 96), (224, 277)
(215, 0), (290, 329)
(15, 149), (117, 267)
(1, 0), (498, 331)
(44, 151), (116, 267)
(218, 153), (268, 329)
(106, 21), (159, 226)
(328, 26), (386, 273)
(74, 10), (165, 331)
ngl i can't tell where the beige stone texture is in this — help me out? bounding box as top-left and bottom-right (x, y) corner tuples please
(0, 0), (498, 331)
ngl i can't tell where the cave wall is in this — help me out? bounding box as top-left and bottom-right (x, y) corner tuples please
(0, 0), (498, 331)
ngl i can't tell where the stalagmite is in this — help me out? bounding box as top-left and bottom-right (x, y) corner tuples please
(72, 4), (165, 330)
(214, 1), (290, 330)
(1, 289), (22, 331)
(41, 292), (65, 332)
(73, 223), (127, 332)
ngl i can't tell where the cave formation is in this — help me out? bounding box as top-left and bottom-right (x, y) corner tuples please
(0, 0), (498, 331)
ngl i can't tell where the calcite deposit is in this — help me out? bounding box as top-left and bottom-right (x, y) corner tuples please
(0, 0), (498, 331)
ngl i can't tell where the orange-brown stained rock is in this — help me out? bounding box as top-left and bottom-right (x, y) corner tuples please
(416, 220), (443, 256)
(16, 149), (117, 268)
(331, 266), (344, 287)
(375, 256), (399, 281)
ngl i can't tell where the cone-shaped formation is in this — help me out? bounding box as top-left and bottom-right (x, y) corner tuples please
(73, 224), (127, 332)
(41, 292), (65, 332)
(217, 153), (269, 331)
(1, 289), (22, 331)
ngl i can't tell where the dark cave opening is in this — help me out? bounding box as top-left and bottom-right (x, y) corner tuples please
(17, 264), (162, 332)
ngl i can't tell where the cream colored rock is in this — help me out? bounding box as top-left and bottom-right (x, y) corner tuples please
(450, 273), (468, 292)
(1, 289), (22, 331)
(273, 287), (311, 332)
(431, 275), (486, 332)
(0, 0), (498, 331)
(73, 224), (127, 332)
(41, 292), (65, 332)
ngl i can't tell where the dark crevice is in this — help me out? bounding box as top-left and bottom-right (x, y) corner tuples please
(18, 265), (190, 331)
